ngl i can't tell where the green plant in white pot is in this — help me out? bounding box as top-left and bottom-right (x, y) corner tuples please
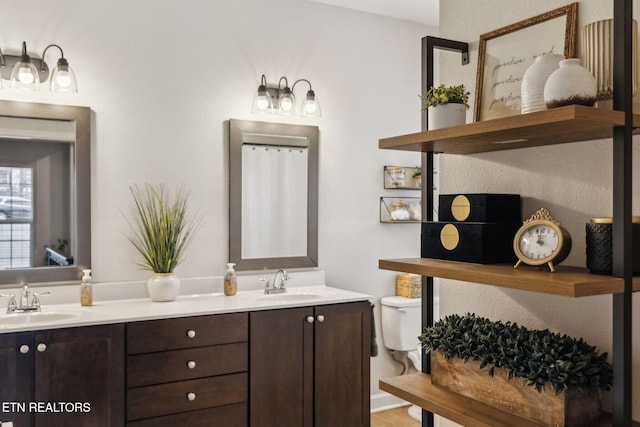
(126, 183), (200, 302)
(421, 84), (470, 130)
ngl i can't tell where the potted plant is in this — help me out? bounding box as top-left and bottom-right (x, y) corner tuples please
(421, 84), (470, 130)
(125, 183), (200, 302)
(412, 166), (422, 188)
(419, 313), (611, 426)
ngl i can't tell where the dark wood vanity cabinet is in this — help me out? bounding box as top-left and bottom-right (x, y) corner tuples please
(0, 324), (125, 427)
(126, 312), (249, 427)
(250, 301), (371, 427)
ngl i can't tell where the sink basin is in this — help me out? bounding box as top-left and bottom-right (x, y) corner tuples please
(0, 311), (85, 327)
(256, 293), (325, 303)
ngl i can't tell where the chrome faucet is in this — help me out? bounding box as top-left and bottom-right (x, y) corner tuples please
(263, 269), (290, 294)
(1, 284), (49, 314)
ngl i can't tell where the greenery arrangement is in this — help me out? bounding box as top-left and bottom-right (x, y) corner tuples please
(126, 183), (200, 274)
(419, 313), (613, 394)
(421, 84), (470, 110)
(412, 166), (422, 178)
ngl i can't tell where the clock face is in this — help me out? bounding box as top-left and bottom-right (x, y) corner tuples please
(518, 224), (559, 262)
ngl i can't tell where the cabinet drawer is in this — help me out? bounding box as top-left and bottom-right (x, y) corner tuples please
(127, 372), (247, 421)
(127, 312), (248, 354)
(127, 402), (247, 427)
(127, 342), (247, 387)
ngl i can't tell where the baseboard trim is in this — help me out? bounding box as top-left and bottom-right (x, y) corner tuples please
(370, 391), (411, 413)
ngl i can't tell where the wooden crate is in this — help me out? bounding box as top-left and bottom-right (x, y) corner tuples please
(430, 351), (601, 426)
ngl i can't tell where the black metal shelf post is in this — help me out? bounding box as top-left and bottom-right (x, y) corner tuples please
(612, 0), (634, 425)
(420, 36), (469, 427)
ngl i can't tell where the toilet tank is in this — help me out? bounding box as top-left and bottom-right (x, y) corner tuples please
(380, 296), (422, 351)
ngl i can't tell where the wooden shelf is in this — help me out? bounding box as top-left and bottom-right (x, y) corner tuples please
(379, 258), (640, 297)
(379, 373), (639, 427)
(379, 105), (640, 155)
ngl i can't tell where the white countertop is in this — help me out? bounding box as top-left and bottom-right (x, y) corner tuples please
(0, 271), (371, 333)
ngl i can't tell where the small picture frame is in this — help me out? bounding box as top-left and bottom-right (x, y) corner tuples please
(474, 3), (578, 122)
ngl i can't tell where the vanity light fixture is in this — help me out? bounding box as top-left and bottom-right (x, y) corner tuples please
(252, 74), (321, 117)
(0, 41), (78, 92)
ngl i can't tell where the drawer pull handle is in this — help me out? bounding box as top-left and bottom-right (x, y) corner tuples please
(316, 315), (325, 323)
(187, 360), (196, 369)
(37, 343), (47, 352)
(187, 392), (196, 401)
(19, 345), (30, 354)
(306, 316), (314, 324)
(186, 329), (196, 338)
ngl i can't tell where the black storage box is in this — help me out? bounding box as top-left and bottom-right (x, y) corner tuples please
(586, 220), (640, 275)
(422, 222), (520, 264)
(439, 193), (521, 223)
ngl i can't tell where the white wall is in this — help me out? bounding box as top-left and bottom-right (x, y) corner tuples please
(0, 0), (435, 407)
(438, 1), (640, 425)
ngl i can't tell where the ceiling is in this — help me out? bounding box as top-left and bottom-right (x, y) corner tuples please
(309, 0), (439, 27)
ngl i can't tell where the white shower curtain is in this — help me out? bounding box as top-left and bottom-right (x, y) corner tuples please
(241, 144), (308, 259)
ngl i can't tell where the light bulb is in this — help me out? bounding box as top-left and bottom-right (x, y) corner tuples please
(18, 66), (35, 84)
(56, 71), (72, 88)
(280, 97), (293, 112)
(256, 95), (270, 110)
(305, 101), (317, 114)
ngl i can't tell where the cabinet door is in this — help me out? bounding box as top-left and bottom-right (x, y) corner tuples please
(33, 324), (125, 427)
(0, 332), (33, 427)
(314, 302), (371, 427)
(250, 306), (314, 427)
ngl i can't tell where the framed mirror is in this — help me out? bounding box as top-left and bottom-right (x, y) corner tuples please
(0, 100), (90, 286)
(229, 119), (318, 271)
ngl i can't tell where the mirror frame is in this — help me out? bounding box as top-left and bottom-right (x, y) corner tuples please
(0, 100), (91, 285)
(229, 119), (318, 271)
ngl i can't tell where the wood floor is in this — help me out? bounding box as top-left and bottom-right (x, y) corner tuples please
(371, 406), (420, 427)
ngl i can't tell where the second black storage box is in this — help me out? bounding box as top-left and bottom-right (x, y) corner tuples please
(439, 193), (521, 223)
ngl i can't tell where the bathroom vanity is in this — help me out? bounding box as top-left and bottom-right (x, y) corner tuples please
(0, 281), (371, 427)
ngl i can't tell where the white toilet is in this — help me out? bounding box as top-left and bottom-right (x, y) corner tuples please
(380, 296), (423, 422)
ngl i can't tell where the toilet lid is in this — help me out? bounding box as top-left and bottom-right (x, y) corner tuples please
(381, 296), (421, 308)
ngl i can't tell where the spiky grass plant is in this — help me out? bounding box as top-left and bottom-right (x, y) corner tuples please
(126, 184), (200, 273)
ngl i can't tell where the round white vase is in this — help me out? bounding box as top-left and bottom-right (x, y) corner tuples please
(147, 273), (180, 302)
(428, 103), (466, 130)
(521, 53), (564, 113)
(543, 59), (597, 109)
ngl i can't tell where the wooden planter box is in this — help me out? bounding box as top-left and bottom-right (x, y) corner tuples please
(430, 351), (601, 426)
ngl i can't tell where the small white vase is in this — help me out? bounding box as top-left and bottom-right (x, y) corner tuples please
(543, 59), (597, 109)
(147, 273), (180, 302)
(428, 103), (466, 130)
(521, 53), (564, 113)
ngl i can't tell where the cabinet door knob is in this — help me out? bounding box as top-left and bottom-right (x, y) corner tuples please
(306, 316), (315, 324)
(186, 329), (196, 338)
(316, 314), (325, 323)
(37, 343), (47, 352)
(187, 392), (196, 401)
(19, 345), (30, 354)
(187, 360), (196, 369)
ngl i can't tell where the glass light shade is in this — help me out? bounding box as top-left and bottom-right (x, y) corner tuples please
(252, 85), (273, 114)
(278, 91), (297, 115)
(10, 61), (40, 90)
(50, 59), (78, 92)
(301, 90), (321, 117)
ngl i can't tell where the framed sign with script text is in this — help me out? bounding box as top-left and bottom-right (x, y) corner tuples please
(473, 3), (577, 122)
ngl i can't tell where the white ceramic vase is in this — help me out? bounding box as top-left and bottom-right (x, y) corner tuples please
(147, 273), (180, 302)
(428, 103), (466, 130)
(521, 53), (564, 113)
(543, 59), (597, 109)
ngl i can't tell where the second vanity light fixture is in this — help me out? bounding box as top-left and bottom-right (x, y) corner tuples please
(252, 74), (321, 117)
(0, 41), (78, 92)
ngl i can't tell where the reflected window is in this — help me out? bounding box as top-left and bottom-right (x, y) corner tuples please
(0, 166), (34, 268)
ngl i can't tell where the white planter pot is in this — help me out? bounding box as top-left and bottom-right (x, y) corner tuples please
(147, 273), (180, 302)
(428, 103), (466, 130)
(521, 53), (564, 113)
(544, 59), (597, 109)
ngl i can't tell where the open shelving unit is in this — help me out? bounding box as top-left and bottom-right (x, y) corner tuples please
(378, 5), (637, 424)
